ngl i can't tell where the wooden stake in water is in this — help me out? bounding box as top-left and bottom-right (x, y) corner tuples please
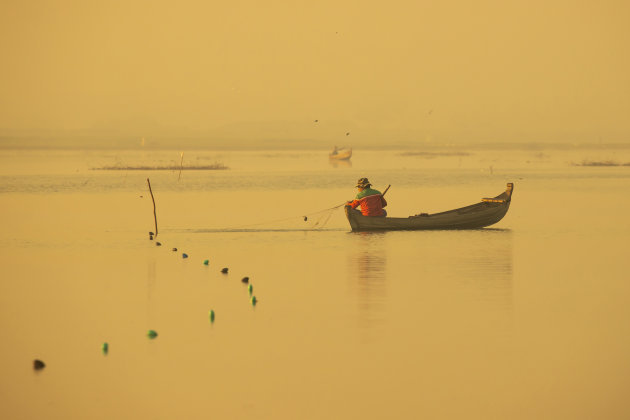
(178, 152), (184, 181)
(147, 178), (158, 238)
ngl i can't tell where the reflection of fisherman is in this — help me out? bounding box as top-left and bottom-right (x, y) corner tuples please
(331, 146), (339, 155)
(347, 177), (387, 217)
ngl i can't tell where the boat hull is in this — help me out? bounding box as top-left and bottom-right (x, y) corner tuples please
(345, 183), (514, 231)
(329, 149), (352, 160)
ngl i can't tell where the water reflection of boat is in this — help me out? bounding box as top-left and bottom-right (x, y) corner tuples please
(348, 229), (514, 331)
(348, 232), (388, 327)
(345, 183), (514, 231)
(329, 158), (352, 168)
(329, 147), (352, 160)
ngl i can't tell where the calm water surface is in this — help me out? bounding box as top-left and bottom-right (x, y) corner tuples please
(1, 148), (629, 419)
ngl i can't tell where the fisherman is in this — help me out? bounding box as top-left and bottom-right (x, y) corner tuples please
(347, 177), (387, 217)
(331, 145), (339, 155)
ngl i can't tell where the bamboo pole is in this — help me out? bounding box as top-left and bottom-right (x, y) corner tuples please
(147, 178), (158, 238)
(178, 152), (184, 181)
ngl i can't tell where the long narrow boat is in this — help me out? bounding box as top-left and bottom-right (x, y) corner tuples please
(345, 183), (514, 231)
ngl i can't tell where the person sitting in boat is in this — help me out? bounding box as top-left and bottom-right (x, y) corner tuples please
(347, 177), (387, 217)
(331, 145), (339, 155)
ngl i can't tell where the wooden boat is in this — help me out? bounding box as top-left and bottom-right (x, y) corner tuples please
(329, 148), (352, 160)
(345, 183), (514, 231)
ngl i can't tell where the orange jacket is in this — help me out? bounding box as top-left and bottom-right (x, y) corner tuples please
(348, 193), (387, 216)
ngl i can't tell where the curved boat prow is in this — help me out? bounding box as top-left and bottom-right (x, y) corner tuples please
(482, 182), (514, 203)
(502, 182), (514, 200)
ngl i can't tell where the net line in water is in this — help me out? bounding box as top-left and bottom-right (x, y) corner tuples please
(145, 178), (348, 234)
(225, 203), (344, 231)
(179, 203), (347, 233)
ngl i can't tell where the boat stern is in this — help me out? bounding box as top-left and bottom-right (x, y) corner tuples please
(344, 205), (361, 231)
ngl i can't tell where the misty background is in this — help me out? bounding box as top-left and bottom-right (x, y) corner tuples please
(1, 0), (629, 150)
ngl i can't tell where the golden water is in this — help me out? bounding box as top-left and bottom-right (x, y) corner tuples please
(1, 149), (629, 419)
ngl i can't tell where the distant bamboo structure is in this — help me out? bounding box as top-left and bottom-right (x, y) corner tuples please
(573, 160), (630, 167)
(147, 178), (158, 238)
(91, 163), (228, 170)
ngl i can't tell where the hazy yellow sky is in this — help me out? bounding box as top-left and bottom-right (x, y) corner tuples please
(1, 0), (629, 145)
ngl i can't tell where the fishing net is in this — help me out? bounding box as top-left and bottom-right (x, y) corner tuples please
(215, 205), (345, 232)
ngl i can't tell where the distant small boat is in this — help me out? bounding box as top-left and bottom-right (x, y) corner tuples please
(345, 183), (514, 231)
(329, 148), (352, 160)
